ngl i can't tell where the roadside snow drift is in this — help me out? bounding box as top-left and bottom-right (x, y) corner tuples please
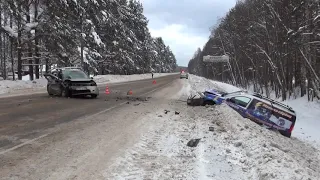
(189, 74), (320, 150)
(93, 73), (177, 84)
(103, 74), (320, 180)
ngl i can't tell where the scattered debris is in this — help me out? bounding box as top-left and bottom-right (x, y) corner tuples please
(226, 148), (231, 153)
(234, 141), (242, 147)
(175, 111), (180, 115)
(126, 102), (130, 104)
(134, 103), (140, 106)
(209, 127), (214, 132)
(263, 143), (267, 148)
(187, 138), (201, 147)
(158, 115), (163, 117)
(164, 110), (170, 114)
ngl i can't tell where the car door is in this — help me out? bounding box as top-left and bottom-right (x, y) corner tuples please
(227, 96), (252, 117)
(46, 71), (62, 95)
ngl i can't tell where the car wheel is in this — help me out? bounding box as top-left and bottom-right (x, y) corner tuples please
(279, 130), (291, 138)
(47, 85), (53, 96)
(203, 100), (215, 106)
(91, 94), (98, 99)
(60, 87), (70, 98)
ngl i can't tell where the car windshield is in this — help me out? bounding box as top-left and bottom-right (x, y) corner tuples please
(63, 70), (89, 79)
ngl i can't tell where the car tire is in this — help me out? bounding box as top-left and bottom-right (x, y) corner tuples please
(47, 85), (53, 96)
(91, 94), (98, 99)
(279, 130), (291, 138)
(203, 100), (215, 106)
(60, 87), (70, 98)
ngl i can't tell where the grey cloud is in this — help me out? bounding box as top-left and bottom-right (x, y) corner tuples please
(142, 0), (236, 66)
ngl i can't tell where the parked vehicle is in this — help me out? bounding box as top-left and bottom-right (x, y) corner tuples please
(187, 89), (296, 138)
(44, 67), (99, 98)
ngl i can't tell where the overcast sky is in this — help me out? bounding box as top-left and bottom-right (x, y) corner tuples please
(140, 0), (236, 66)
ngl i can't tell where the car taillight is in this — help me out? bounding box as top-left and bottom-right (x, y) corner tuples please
(289, 124), (294, 133)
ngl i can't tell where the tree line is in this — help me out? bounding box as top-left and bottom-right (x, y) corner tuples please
(188, 0), (320, 101)
(0, 0), (177, 81)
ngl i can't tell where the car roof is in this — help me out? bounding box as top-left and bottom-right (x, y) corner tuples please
(51, 67), (83, 72)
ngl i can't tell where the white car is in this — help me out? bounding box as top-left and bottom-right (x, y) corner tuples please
(180, 71), (188, 79)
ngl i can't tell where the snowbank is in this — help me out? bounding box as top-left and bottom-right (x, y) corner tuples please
(282, 97), (320, 149)
(188, 75), (241, 94)
(0, 78), (47, 95)
(103, 75), (320, 179)
(93, 73), (178, 84)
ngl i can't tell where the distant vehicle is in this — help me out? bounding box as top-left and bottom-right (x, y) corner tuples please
(180, 71), (188, 79)
(44, 67), (99, 98)
(188, 90), (296, 138)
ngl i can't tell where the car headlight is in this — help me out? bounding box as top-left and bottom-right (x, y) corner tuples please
(90, 81), (97, 86)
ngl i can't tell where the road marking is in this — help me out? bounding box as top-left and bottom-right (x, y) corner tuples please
(0, 134), (49, 155)
(0, 79), (175, 155)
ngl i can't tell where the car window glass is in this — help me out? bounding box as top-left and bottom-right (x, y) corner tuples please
(63, 70), (88, 79)
(231, 96), (251, 107)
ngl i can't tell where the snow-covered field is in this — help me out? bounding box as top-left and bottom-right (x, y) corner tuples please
(0, 73), (177, 96)
(102, 74), (320, 179)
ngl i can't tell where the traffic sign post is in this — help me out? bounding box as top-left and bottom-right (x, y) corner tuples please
(203, 55), (229, 63)
(203, 54), (236, 85)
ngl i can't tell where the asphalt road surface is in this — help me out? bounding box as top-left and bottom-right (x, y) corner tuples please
(0, 74), (182, 180)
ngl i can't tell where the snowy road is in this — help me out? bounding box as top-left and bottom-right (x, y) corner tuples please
(1, 74), (320, 180)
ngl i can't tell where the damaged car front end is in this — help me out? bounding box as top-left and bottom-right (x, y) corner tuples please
(44, 67), (99, 98)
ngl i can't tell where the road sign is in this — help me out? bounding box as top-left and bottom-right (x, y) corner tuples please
(203, 55), (229, 63)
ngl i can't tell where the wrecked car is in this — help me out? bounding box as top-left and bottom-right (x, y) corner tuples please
(188, 89), (296, 138)
(44, 67), (99, 98)
(225, 93), (296, 138)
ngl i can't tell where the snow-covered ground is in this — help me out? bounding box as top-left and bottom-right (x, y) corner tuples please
(0, 73), (177, 96)
(103, 74), (320, 179)
(189, 75), (320, 149)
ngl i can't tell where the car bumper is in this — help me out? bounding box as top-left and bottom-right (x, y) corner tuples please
(70, 86), (99, 95)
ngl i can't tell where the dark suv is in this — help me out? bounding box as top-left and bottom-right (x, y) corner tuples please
(44, 67), (99, 98)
